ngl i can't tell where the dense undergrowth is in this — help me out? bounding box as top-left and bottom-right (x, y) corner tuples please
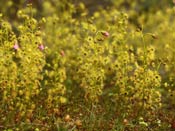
(0, 0), (175, 131)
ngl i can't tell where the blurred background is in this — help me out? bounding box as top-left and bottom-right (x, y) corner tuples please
(0, 0), (174, 19)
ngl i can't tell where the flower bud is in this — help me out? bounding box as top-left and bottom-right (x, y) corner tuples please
(101, 31), (109, 37)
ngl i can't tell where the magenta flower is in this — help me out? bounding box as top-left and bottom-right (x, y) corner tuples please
(13, 42), (19, 50)
(38, 44), (44, 51)
(101, 31), (109, 37)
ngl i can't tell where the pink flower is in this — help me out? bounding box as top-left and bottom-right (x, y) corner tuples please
(13, 42), (19, 50)
(38, 44), (44, 51)
(101, 31), (109, 37)
(60, 50), (65, 57)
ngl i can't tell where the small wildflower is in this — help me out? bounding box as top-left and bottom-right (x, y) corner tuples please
(64, 114), (71, 122)
(13, 42), (19, 50)
(38, 44), (44, 51)
(123, 119), (128, 125)
(60, 96), (67, 104)
(60, 50), (65, 56)
(101, 31), (109, 37)
(75, 119), (82, 127)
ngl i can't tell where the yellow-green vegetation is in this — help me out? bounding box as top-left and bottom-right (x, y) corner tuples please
(0, 0), (175, 131)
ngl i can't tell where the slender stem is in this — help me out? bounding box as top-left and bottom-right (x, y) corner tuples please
(141, 33), (147, 70)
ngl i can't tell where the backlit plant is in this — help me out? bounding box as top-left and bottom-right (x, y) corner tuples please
(0, 1), (175, 131)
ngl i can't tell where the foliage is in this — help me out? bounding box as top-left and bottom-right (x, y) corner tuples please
(0, 0), (175, 131)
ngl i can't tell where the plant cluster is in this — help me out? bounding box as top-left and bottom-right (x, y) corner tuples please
(0, 0), (175, 131)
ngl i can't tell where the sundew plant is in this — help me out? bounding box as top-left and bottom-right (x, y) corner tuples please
(0, 0), (175, 131)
